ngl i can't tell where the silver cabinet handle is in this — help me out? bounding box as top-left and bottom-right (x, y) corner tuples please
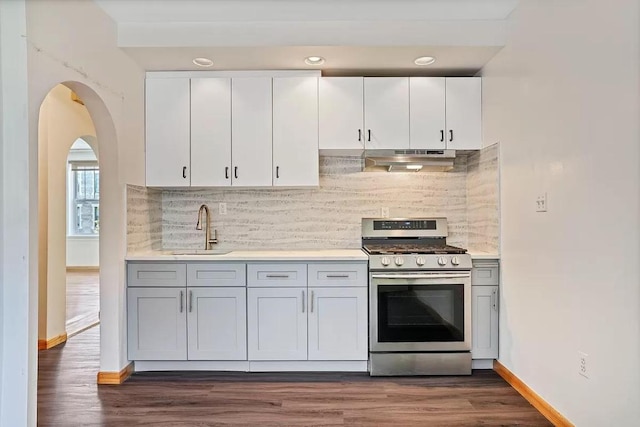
(302, 290), (305, 313)
(310, 290), (314, 313)
(189, 290), (193, 313)
(179, 290), (184, 313)
(326, 274), (349, 279)
(266, 274), (289, 279)
(492, 289), (498, 311)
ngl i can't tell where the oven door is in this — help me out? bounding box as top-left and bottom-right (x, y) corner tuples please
(370, 271), (471, 352)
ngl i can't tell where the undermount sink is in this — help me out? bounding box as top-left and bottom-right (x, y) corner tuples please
(170, 249), (231, 256)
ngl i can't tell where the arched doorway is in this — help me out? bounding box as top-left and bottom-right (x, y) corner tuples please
(34, 79), (127, 390)
(37, 85), (101, 349)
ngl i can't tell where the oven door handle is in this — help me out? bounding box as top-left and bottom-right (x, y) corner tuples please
(371, 273), (471, 280)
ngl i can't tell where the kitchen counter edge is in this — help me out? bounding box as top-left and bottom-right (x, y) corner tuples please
(125, 249), (369, 262)
(467, 251), (500, 260)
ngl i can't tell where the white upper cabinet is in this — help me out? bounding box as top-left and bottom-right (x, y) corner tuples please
(445, 77), (482, 150)
(273, 77), (319, 187)
(409, 78), (447, 149)
(363, 77), (410, 150)
(318, 77), (364, 154)
(190, 78), (232, 187)
(145, 78), (191, 187)
(231, 77), (273, 187)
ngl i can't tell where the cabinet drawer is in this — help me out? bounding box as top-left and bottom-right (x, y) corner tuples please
(247, 264), (307, 287)
(472, 261), (499, 286)
(308, 263), (367, 287)
(187, 263), (246, 287)
(128, 263), (186, 287)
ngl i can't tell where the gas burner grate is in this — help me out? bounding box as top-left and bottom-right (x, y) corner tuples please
(363, 244), (467, 255)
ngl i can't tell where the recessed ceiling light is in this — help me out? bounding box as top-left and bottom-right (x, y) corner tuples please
(304, 56), (325, 66)
(193, 57), (214, 67)
(414, 56), (436, 66)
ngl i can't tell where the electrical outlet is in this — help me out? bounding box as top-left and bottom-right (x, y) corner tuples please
(578, 351), (589, 379)
(219, 202), (227, 215)
(381, 207), (390, 218)
(536, 193), (548, 212)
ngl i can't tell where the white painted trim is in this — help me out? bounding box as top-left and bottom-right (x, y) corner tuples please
(249, 361), (368, 372)
(472, 359), (494, 370)
(132, 360), (369, 372)
(134, 360), (250, 372)
(146, 70), (321, 79)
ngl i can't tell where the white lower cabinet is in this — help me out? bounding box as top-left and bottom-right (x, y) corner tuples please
(308, 287), (368, 361)
(471, 286), (499, 359)
(128, 260), (369, 370)
(128, 286), (247, 361)
(247, 285), (368, 362)
(187, 287), (247, 360)
(247, 287), (308, 361)
(128, 287), (187, 360)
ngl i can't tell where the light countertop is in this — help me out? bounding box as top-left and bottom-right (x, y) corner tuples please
(126, 249), (369, 262)
(467, 250), (500, 260)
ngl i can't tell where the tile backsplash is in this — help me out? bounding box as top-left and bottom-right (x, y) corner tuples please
(127, 146), (499, 253)
(467, 144), (500, 253)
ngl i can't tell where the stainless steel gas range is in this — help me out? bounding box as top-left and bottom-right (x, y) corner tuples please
(362, 218), (472, 376)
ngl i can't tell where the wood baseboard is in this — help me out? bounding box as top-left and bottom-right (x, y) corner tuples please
(38, 332), (68, 350)
(494, 360), (574, 427)
(66, 266), (99, 273)
(97, 362), (134, 385)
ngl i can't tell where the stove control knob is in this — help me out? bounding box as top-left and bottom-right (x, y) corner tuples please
(451, 256), (460, 266)
(380, 257), (391, 267)
(394, 257), (405, 266)
(437, 256), (448, 266)
(416, 256), (426, 266)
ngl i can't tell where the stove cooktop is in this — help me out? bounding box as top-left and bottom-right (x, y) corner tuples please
(363, 244), (467, 255)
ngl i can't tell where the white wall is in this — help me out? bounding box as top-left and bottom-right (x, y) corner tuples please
(0, 1), (34, 426)
(481, 1), (640, 425)
(27, 0), (145, 381)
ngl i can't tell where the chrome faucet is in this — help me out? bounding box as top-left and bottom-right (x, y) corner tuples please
(195, 204), (218, 250)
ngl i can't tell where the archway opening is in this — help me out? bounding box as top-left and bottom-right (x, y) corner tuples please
(65, 137), (100, 336)
(37, 84), (102, 349)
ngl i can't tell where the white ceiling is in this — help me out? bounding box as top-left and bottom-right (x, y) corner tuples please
(93, 0), (519, 73)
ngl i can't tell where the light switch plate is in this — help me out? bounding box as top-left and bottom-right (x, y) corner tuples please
(219, 202), (227, 215)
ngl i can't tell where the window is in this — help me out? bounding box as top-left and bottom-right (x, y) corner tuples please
(70, 161), (99, 235)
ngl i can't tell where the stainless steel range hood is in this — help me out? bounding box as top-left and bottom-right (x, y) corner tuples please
(363, 149), (456, 172)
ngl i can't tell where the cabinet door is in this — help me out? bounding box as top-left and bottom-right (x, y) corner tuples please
(191, 78), (232, 187)
(231, 77), (273, 187)
(127, 288), (187, 360)
(409, 77), (446, 149)
(319, 77), (364, 153)
(187, 287), (247, 360)
(445, 77), (482, 150)
(471, 286), (499, 359)
(308, 287), (368, 361)
(247, 287), (307, 360)
(363, 77), (410, 150)
(145, 78), (191, 187)
(273, 77), (319, 187)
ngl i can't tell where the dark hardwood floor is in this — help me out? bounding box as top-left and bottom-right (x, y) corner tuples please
(38, 326), (551, 426)
(65, 270), (99, 337)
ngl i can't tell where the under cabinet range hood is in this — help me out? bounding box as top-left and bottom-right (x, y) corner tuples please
(363, 149), (456, 172)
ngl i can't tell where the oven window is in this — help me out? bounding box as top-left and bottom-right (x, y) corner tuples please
(378, 285), (465, 342)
